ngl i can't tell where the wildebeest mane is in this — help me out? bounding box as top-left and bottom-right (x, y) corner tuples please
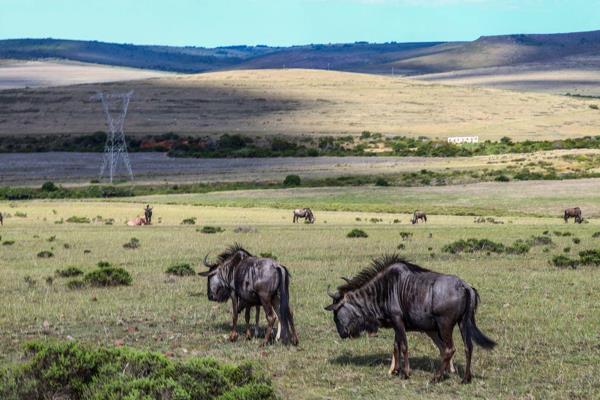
(337, 254), (429, 294)
(216, 243), (253, 264)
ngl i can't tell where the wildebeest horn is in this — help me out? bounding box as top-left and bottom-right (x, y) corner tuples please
(327, 285), (337, 299)
(340, 276), (351, 283)
(203, 253), (212, 268)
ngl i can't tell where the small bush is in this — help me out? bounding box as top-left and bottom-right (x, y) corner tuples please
(55, 267), (84, 278)
(0, 340), (276, 399)
(393, 219), (401, 224)
(166, 263), (195, 276)
(553, 231), (572, 237)
(104, 218), (114, 225)
(347, 229), (368, 238)
(283, 174), (301, 186)
(442, 238), (505, 254)
(579, 249), (600, 266)
(181, 217), (197, 225)
(41, 181), (58, 192)
(528, 235), (553, 246)
(198, 226), (225, 234)
(399, 232), (413, 241)
(494, 175), (510, 182)
(592, 231), (600, 238)
(63, 243), (71, 249)
(84, 267), (132, 287)
(375, 177), (389, 186)
(66, 216), (91, 224)
(67, 279), (86, 290)
(259, 252), (278, 260)
(506, 240), (530, 255)
(551, 255), (579, 269)
(2, 240), (15, 246)
(563, 247), (571, 253)
(123, 238), (140, 249)
(14, 212), (27, 218)
(37, 251), (54, 258)
(572, 238), (581, 244)
(97, 261), (111, 268)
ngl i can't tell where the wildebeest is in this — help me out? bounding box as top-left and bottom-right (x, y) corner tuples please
(564, 207), (583, 224)
(325, 255), (496, 383)
(0, 212), (3, 226)
(144, 205), (153, 224)
(411, 211), (427, 224)
(199, 244), (299, 346)
(293, 208), (315, 224)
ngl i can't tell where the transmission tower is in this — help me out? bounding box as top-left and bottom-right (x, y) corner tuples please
(92, 91), (134, 183)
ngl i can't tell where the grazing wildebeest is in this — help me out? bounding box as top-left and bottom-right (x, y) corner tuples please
(411, 211), (427, 224)
(144, 205), (153, 224)
(325, 255), (496, 383)
(0, 212), (3, 226)
(293, 208), (315, 224)
(199, 244), (299, 346)
(564, 207), (583, 224)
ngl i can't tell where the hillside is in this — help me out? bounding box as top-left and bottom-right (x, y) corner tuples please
(1, 69), (599, 140)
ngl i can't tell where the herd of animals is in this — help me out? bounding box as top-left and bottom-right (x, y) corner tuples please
(0, 204), (587, 384)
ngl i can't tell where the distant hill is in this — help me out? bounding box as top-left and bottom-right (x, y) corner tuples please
(2, 30), (600, 76)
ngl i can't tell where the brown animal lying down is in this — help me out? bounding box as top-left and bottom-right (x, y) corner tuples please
(127, 216), (148, 226)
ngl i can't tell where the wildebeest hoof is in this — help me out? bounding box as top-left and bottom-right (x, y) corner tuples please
(461, 376), (472, 384)
(430, 375), (445, 384)
(229, 332), (239, 342)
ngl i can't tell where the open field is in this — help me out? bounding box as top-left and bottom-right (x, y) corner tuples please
(0, 60), (170, 90)
(2, 69), (600, 141)
(1, 192), (599, 399)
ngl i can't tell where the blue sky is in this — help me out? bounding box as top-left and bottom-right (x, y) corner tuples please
(1, 0), (599, 47)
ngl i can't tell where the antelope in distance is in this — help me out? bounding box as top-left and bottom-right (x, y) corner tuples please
(293, 208), (315, 224)
(564, 207), (583, 223)
(411, 211), (427, 224)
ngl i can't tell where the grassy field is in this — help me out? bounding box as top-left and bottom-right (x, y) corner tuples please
(2, 69), (600, 140)
(1, 197), (599, 399)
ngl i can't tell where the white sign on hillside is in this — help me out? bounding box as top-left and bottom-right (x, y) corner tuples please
(447, 136), (479, 144)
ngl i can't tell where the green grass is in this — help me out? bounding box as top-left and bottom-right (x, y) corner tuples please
(0, 199), (599, 398)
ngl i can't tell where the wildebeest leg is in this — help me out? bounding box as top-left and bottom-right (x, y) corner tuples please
(229, 297), (239, 342)
(287, 307), (299, 345)
(391, 317), (410, 378)
(426, 331), (456, 374)
(244, 306), (253, 340)
(458, 320), (473, 384)
(254, 305), (261, 337)
(259, 297), (277, 347)
(431, 322), (456, 383)
(388, 341), (400, 376)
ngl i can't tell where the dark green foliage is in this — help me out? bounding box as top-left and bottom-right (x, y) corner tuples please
(553, 231), (572, 237)
(528, 235), (553, 246)
(399, 232), (413, 241)
(283, 174), (301, 186)
(551, 255), (579, 269)
(181, 217), (197, 225)
(442, 238), (529, 255)
(97, 261), (111, 268)
(572, 238), (581, 244)
(41, 181), (58, 192)
(347, 229), (368, 238)
(0, 340), (275, 400)
(84, 267), (132, 287)
(65, 216), (91, 224)
(506, 240), (530, 255)
(37, 250), (53, 258)
(375, 177), (389, 186)
(564, 247), (571, 253)
(259, 252), (278, 260)
(2, 240), (15, 246)
(578, 249), (600, 266)
(67, 279), (85, 290)
(166, 263), (195, 276)
(494, 175), (510, 182)
(592, 231), (600, 238)
(198, 226), (225, 234)
(47, 235), (56, 242)
(397, 243), (405, 250)
(55, 267), (84, 278)
(123, 238), (140, 249)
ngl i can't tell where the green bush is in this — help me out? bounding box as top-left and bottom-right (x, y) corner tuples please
(572, 238), (581, 244)
(0, 340), (276, 400)
(198, 226), (225, 234)
(528, 235), (553, 246)
(66, 216), (91, 224)
(259, 252), (278, 260)
(41, 181), (58, 192)
(67, 279), (86, 290)
(97, 261), (111, 268)
(123, 238), (140, 249)
(55, 267), (84, 278)
(37, 251), (54, 258)
(375, 177), (389, 186)
(166, 263), (195, 276)
(494, 175), (510, 182)
(579, 249), (600, 266)
(2, 240), (15, 246)
(506, 240), (530, 255)
(84, 267), (132, 287)
(551, 255), (579, 269)
(592, 231), (600, 238)
(442, 238), (505, 254)
(347, 229), (368, 238)
(283, 174), (301, 186)
(181, 217), (197, 225)
(399, 232), (413, 241)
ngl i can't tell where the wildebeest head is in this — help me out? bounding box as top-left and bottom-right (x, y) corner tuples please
(324, 286), (369, 339)
(198, 254), (231, 302)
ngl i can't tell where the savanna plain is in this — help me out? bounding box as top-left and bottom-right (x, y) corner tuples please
(1, 182), (599, 399)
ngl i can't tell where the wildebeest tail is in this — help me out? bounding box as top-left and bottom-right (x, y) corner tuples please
(464, 286), (496, 349)
(277, 266), (293, 345)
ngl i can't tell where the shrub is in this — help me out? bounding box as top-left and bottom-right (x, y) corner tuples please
(2, 240), (15, 246)
(397, 243), (406, 250)
(579, 249), (600, 266)
(572, 238), (581, 244)
(41, 181), (58, 192)
(375, 177), (389, 186)
(97, 261), (111, 268)
(347, 229), (368, 238)
(259, 252), (278, 260)
(399, 232), (413, 241)
(442, 238), (505, 254)
(55, 267), (84, 278)
(0, 340), (275, 399)
(592, 231), (600, 238)
(84, 267), (132, 287)
(66, 216), (91, 224)
(494, 175), (510, 182)
(123, 238), (140, 249)
(166, 263), (195, 276)
(67, 279), (86, 290)
(198, 226), (225, 234)
(563, 247), (571, 253)
(283, 174), (301, 186)
(14, 212), (27, 218)
(528, 235), (553, 246)
(506, 240), (530, 255)
(181, 217), (197, 225)
(37, 251), (54, 258)
(63, 243), (71, 249)
(551, 255), (579, 269)
(47, 235), (56, 242)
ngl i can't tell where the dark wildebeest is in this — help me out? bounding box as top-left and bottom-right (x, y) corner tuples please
(293, 208), (315, 224)
(325, 255), (496, 383)
(199, 244), (299, 346)
(0, 212), (3, 226)
(411, 211), (427, 224)
(564, 207), (582, 224)
(144, 205), (153, 224)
